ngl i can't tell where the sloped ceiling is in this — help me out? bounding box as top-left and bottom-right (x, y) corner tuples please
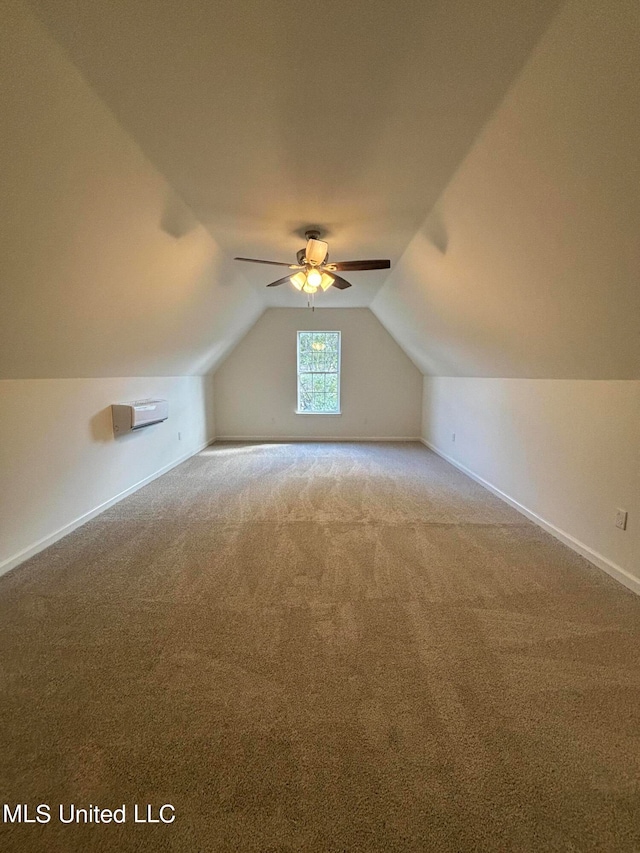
(372, 0), (640, 379)
(6, 0), (632, 380)
(0, 0), (263, 378)
(15, 0), (559, 320)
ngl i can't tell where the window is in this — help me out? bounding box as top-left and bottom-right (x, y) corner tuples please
(297, 331), (341, 414)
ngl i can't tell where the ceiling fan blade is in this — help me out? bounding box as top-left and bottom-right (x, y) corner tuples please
(330, 274), (352, 290)
(327, 259), (391, 272)
(234, 257), (301, 268)
(265, 274), (294, 287)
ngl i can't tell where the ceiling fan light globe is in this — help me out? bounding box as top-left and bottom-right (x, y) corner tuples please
(302, 281), (318, 294)
(306, 268), (322, 287)
(290, 272), (306, 290)
(319, 273), (334, 291)
(305, 238), (328, 266)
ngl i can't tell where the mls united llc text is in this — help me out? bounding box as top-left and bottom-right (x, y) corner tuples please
(3, 803), (176, 824)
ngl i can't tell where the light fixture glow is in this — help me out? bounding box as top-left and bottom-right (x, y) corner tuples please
(290, 272), (306, 290)
(290, 264), (333, 300)
(306, 268), (322, 288)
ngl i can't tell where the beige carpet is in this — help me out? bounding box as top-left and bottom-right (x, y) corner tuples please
(1, 441), (639, 852)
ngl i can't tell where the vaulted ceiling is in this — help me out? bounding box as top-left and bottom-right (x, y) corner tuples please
(1, 0), (638, 378)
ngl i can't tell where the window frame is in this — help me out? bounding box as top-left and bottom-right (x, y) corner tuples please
(296, 330), (342, 415)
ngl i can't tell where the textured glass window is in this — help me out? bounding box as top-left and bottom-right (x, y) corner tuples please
(297, 331), (341, 414)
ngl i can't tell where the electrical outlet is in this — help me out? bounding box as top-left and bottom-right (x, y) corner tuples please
(615, 509), (627, 531)
(451, 433), (456, 443)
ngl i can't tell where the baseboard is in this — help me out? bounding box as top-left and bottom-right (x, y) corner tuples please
(421, 438), (640, 596)
(215, 436), (421, 442)
(0, 437), (215, 579)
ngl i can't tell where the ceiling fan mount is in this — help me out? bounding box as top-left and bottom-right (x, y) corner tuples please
(234, 228), (390, 301)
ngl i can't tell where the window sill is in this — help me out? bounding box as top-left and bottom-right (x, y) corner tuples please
(295, 411), (342, 416)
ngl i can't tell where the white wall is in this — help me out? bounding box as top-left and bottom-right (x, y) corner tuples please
(423, 377), (640, 591)
(0, 376), (215, 574)
(214, 308), (422, 440)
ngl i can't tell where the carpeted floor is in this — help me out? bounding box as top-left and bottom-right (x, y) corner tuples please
(1, 441), (639, 852)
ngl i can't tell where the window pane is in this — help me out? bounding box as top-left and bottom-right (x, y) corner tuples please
(298, 331), (340, 414)
(325, 392), (338, 411)
(299, 351), (312, 371)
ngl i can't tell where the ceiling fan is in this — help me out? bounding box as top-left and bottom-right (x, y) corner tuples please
(234, 230), (391, 297)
